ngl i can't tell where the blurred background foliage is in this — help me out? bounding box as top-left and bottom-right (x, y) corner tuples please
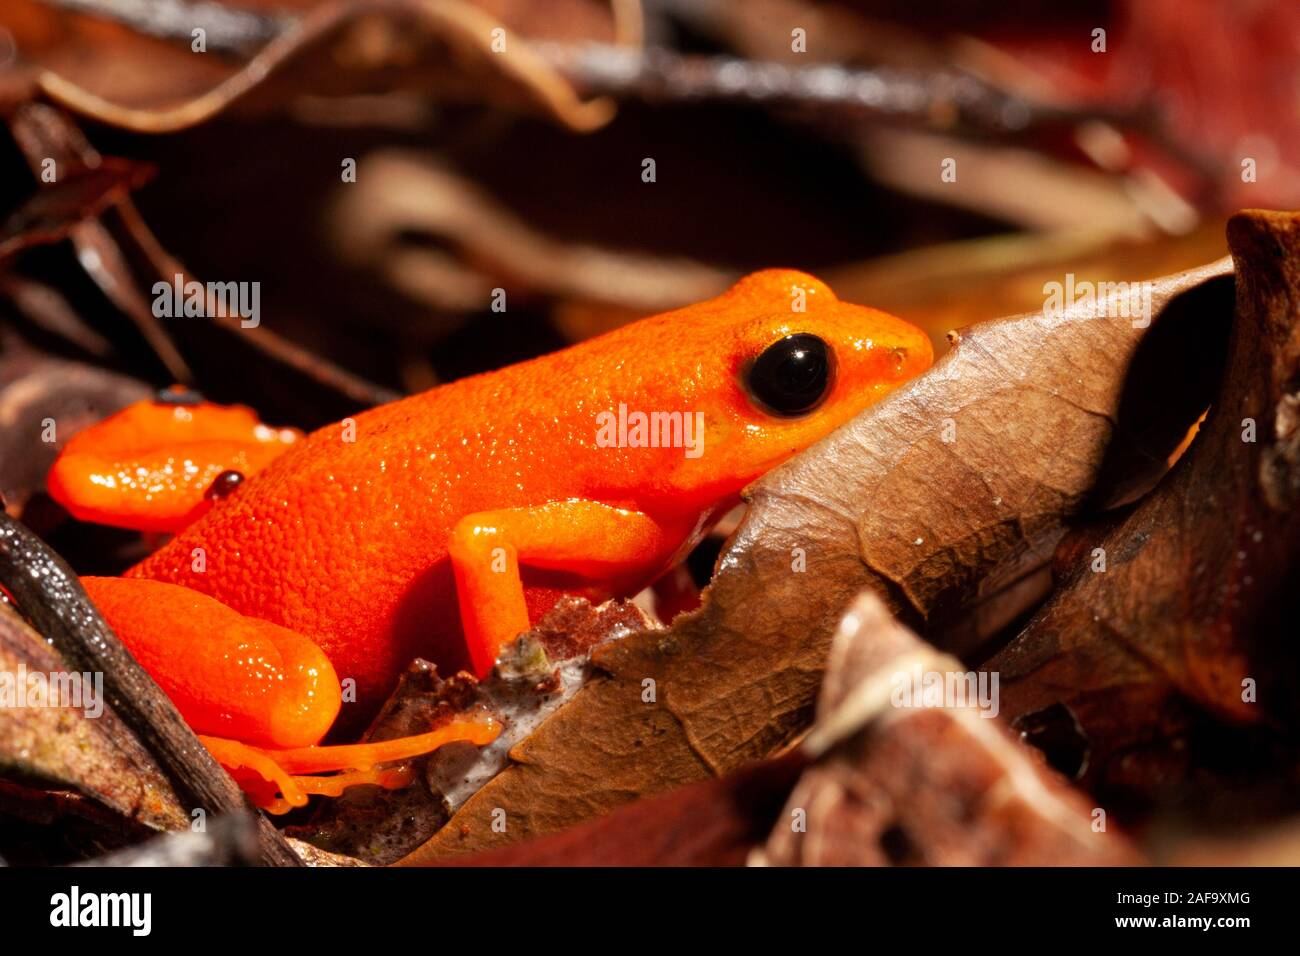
(0, 0), (1293, 476)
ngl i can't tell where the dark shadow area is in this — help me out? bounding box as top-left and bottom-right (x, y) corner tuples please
(1082, 273), (1236, 512)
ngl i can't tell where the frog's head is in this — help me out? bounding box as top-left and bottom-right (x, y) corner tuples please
(607, 269), (933, 507)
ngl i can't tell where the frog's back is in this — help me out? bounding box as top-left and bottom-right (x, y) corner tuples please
(127, 357), (613, 704)
(125, 285), (762, 703)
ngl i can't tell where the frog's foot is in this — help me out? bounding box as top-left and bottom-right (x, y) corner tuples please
(48, 389), (300, 533)
(200, 716), (500, 814)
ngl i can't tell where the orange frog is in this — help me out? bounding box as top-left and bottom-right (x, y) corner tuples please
(47, 270), (932, 812)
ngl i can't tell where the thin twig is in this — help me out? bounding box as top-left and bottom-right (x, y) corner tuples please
(46, 0), (289, 56)
(534, 42), (1220, 180)
(6, 103), (196, 382)
(112, 203), (403, 407)
(6, 99), (398, 405)
(537, 42), (1027, 126)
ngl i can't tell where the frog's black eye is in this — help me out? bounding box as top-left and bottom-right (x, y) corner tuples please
(745, 333), (835, 417)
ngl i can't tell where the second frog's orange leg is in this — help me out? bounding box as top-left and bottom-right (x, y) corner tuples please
(449, 500), (680, 675)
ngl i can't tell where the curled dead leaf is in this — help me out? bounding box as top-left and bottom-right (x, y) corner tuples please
(428, 753), (806, 866)
(755, 592), (1139, 865)
(987, 209), (1300, 813)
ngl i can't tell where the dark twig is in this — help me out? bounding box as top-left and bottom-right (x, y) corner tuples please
(533, 42), (1220, 181)
(535, 42), (1033, 127)
(45, 0), (289, 57)
(0, 513), (302, 866)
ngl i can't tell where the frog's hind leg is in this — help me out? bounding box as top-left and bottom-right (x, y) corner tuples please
(80, 577), (498, 812)
(82, 576), (342, 749)
(47, 393), (300, 533)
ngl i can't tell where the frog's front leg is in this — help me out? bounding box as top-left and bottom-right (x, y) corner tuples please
(449, 500), (680, 675)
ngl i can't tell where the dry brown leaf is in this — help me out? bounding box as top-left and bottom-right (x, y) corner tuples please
(986, 210), (1300, 804)
(401, 253), (1232, 861)
(429, 753), (806, 866)
(755, 592), (1139, 866)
